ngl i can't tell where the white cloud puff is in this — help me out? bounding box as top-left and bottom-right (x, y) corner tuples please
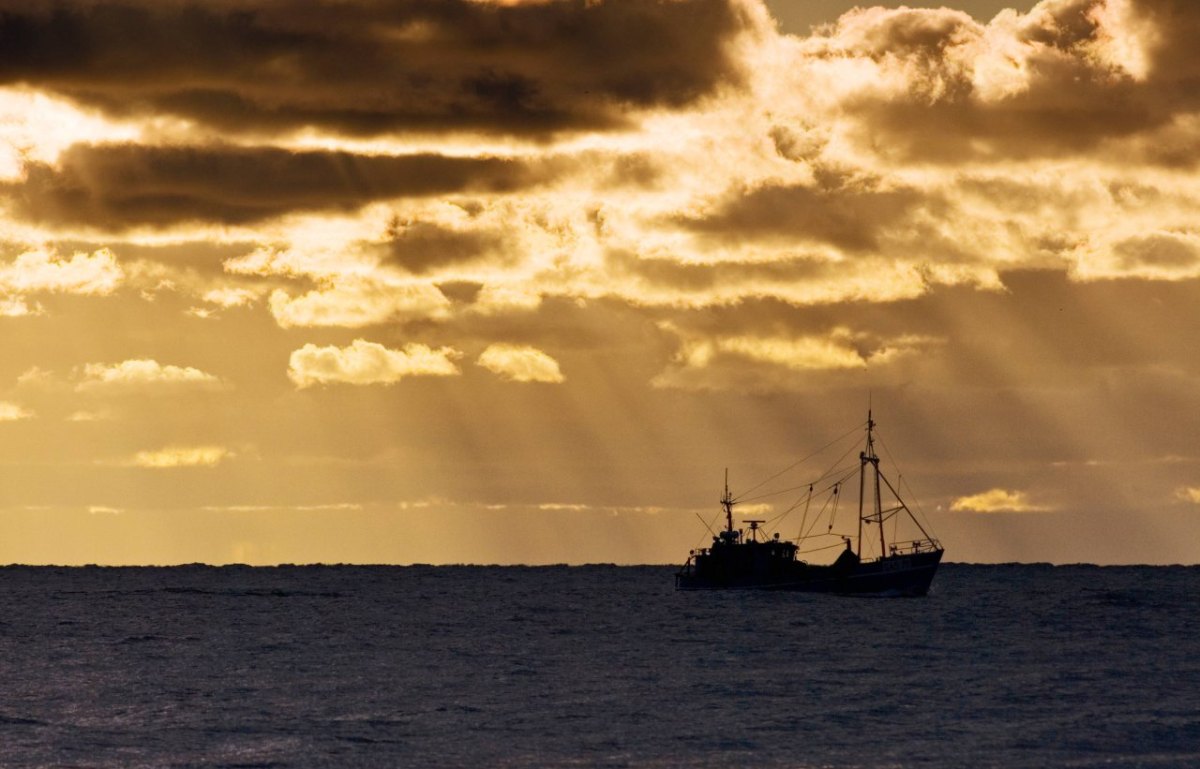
(268, 279), (451, 328)
(0, 297), (39, 316)
(950, 488), (1054, 513)
(0, 401), (33, 421)
(201, 287), (260, 308)
(0, 248), (123, 296)
(75, 359), (225, 391)
(287, 338), (462, 388)
(476, 344), (565, 383)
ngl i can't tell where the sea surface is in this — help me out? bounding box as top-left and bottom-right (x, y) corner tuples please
(0, 564), (1196, 768)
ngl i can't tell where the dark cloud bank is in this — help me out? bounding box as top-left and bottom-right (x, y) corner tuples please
(0, 0), (753, 138)
(7, 144), (552, 228)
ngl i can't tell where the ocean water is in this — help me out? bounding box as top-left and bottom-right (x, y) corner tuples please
(0, 564), (1197, 768)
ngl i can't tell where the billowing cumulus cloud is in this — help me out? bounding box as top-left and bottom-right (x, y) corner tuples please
(793, 0), (1200, 163)
(288, 339), (463, 387)
(0, 0), (755, 139)
(0, 247), (122, 295)
(476, 343), (564, 383)
(950, 489), (1055, 513)
(75, 359), (225, 392)
(268, 280), (452, 328)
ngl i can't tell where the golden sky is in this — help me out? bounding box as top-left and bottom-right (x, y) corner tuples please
(1, 0), (1198, 565)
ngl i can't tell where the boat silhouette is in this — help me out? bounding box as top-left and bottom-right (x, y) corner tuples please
(676, 411), (943, 594)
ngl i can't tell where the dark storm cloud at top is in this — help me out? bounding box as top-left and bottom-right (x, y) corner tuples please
(0, 0), (754, 138)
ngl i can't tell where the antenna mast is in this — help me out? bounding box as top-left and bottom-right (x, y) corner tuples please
(857, 412), (867, 558)
(858, 409), (883, 560)
(722, 468), (734, 534)
(873, 413), (886, 559)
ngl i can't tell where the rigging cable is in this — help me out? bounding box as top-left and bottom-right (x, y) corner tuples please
(690, 512), (722, 554)
(735, 436), (866, 505)
(795, 484), (813, 543)
(800, 465), (859, 542)
(799, 539), (857, 555)
(769, 473), (839, 538)
(732, 421), (865, 503)
(825, 482), (841, 534)
(876, 429), (939, 539)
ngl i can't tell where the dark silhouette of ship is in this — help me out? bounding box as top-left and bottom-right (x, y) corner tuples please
(676, 411), (943, 595)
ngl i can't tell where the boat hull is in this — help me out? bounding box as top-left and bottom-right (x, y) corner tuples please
(675, 548), (943, 596)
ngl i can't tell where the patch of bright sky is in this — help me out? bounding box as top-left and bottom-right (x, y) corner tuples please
(763, 0), (1031, 35)
(0, 88), (143, 179)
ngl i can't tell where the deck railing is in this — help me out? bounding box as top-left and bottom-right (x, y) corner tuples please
(888, 538), (942, 556)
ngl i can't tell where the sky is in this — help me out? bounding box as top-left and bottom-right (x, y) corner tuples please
(1, 0), (1199, 566)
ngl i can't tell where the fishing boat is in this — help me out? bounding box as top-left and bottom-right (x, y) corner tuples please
(675, 411), (943, 594)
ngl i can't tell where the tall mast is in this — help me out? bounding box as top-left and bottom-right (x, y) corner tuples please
(722, 468), (734, 534)
(857, 412), (868, 558)
(873, 414), (886, 559)
(858, 409), (885, 560)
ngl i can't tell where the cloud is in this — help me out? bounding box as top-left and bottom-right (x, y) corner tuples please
(75, 359), (225, 391)
(476, 343), (564, 383)
(789, 0), (1200, 163)
(15, 366), (53, 388)
(697, 334), (868, 371)
(200, 503), (364, 513)
(377, 220), (509, 275)
(129, 445), (231, 468)
(1110, 232), (1200, 277)
(288, 338), (463, 387)
(1174, 487), (1200, 504)
(223, 240), (462, 327)
(0, 297), (38, 316)
(0, 0), (755, 139)
(677, 177), (927, 252)
(652, 324), (938, 392)
(950, 488), (1055, 513)
(8, 144), (553, 229)
(268, 279), (452, 328)
(67, 409), (113, 422)
(470, 283), (544, 315)
(0, 247), (122, 295)
(201, 287), (260, 308)
(0, 87), (141, 178)
(0, 401), (33, 421)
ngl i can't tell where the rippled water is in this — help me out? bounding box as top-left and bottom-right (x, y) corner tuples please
(0, 564), (1197, 768)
